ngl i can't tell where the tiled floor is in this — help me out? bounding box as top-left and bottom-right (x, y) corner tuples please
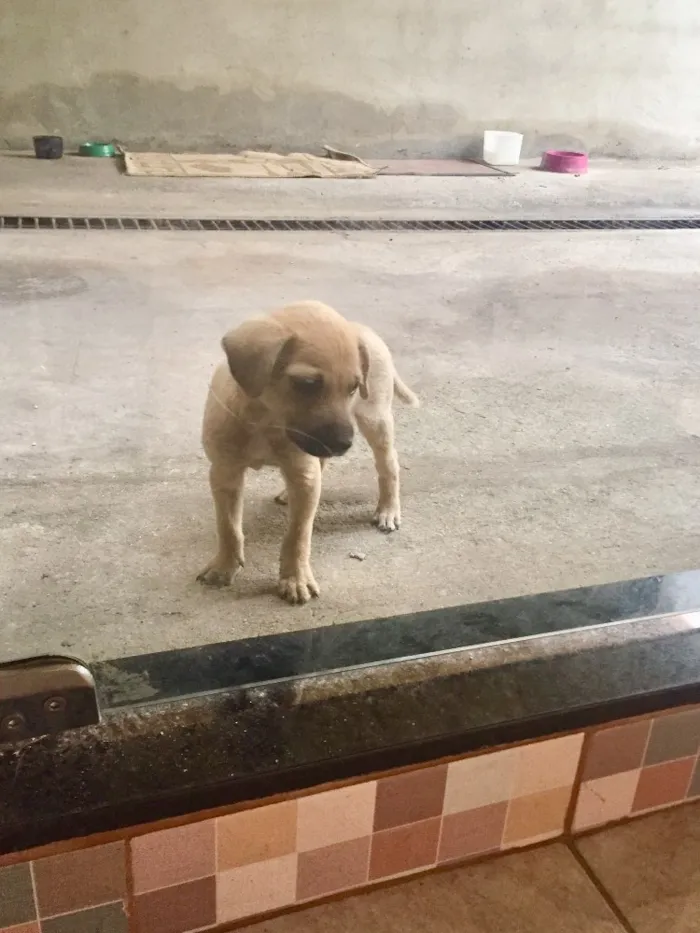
(239, 803), (700, 933)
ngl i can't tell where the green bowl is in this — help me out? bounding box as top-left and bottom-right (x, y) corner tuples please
(79, 141), (116, 158)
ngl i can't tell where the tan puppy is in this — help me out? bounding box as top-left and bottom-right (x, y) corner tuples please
(197, 301), (418, 604)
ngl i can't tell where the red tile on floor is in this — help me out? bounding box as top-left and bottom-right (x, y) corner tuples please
(581, 721), (650, 781)
(133, 876), (216, 933)
(296, 836), (370, 900)
(1, 925), (40, 933)
(438, 802), (507, 863)
(369, 818), (441, 880)
(32, 842), (126, 918)
(131, 820), (215, 894)
(632, 757), (696, 813)
(373, 766), (447, 831)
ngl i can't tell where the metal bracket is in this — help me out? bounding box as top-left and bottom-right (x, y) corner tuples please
(0, 655), (100, 744)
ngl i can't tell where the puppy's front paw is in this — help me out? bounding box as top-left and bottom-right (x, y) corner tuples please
(278, 566), (320, 604)
(197, 557), (243, 587)
(373, 504), (401, 533)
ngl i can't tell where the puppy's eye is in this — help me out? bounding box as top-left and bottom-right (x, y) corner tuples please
(291, 375), (323, 394)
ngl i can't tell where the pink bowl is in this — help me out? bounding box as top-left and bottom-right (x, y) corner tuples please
(540, 150), (588, 174)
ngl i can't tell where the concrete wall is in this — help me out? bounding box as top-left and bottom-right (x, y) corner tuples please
(1, 0), (698, 158)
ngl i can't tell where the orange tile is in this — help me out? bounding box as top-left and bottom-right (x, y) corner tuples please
(438, 802), (507, 863)
(297, 782), (376, 852)
(369, 818), (441, 880)
(573, 770), (640, 831)
(131, 820), (215, 894)
(514, 734), (584, 797)
(2, 925), (40, 933)
(217, 801), (297, 871)
(374, 766), (447, 831)
(632, 757), (696, 813)
(502, 786), (571, 847)
(296, 837), (370, 900)
(32, 842), (126, 918)
(217, 854), (297, 923)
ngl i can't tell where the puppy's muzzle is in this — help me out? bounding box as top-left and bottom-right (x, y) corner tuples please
(287, 423), (354, 458)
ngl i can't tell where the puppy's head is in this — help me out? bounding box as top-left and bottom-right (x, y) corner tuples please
(221, 305), (368, 458)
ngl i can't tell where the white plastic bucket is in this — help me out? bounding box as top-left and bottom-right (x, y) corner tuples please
(482, 131), (523, 165)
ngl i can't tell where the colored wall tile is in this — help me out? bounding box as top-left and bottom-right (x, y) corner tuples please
(217, 854), (297, 924)
(41, 903), (128, 933)
(443, 749), (518, 814)
(580, 721), (650, 782)
(369, 818), (441, 880)
(502, 786), (571, 847)
(133, 877), (216, 933)
(513, 734), (584, 797)
(131, 820), (215, 894)
(573, 770), (641, 831)
(0, 863), (36, 929)
(217, 801), (297, 871)
(632, 758), (696, 813)
(644, 708), (700, 766)
(374, 766), (447, 832)
(297, 782), (376, 852)
(438, 802), (507, 863)
(32, 842), (126, 919)
(297, 837), (371, 901)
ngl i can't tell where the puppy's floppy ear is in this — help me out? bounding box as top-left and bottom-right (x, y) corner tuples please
(221, 318), (296, 397)
(358, 338), (370, 400)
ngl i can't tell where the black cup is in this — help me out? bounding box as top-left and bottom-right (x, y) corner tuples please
(33, 135), (64, 160)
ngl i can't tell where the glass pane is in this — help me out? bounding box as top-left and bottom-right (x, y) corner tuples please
(2, 180), (699, 708)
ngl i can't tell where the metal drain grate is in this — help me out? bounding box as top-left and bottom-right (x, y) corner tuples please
(1, 216), (700, 232)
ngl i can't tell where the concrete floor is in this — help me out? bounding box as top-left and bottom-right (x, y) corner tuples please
(2, 153), (700, 220)
(2, 160), (700, 662)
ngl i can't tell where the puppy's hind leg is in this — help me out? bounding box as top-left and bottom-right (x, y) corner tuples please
(197, 465), (246, 586)
(356, 410), (401, 532)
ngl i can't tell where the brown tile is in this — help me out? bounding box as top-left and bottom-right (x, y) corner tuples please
(502, 786), (570, 847)
(573, 770), (640, 831)
(0, 924), (40, 933)
(0, 863), (36, 928)
(33, 842), (126, 918)
(131, 819), (215, 893)
(297, 782), (376, 852)
(645, 709), (700, 765)
(42, 902), (128, 933)
(577, 804), (700, 933)
(438, 802), (507, 864)
(369, 818), (441, 880)
(374, 766), (447, 831)
(217, 801), (297, 870)
(689, 758), (700, 799)
(217, 854), (297, 924)
(581, 720), (651, 781)
(134, 877), (216, 933)
(632, 758), (696, 813)
(297, 837), (370, 900)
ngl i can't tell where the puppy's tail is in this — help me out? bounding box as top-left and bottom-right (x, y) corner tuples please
(393, 372), (420, 408)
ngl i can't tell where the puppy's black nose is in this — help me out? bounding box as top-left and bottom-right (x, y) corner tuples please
(316, 422), (354, 457)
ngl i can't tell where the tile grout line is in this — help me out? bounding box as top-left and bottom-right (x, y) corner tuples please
(28, 859), (41, 933)
(563, 730), (591, 834)
(566, 840), (638, 933)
